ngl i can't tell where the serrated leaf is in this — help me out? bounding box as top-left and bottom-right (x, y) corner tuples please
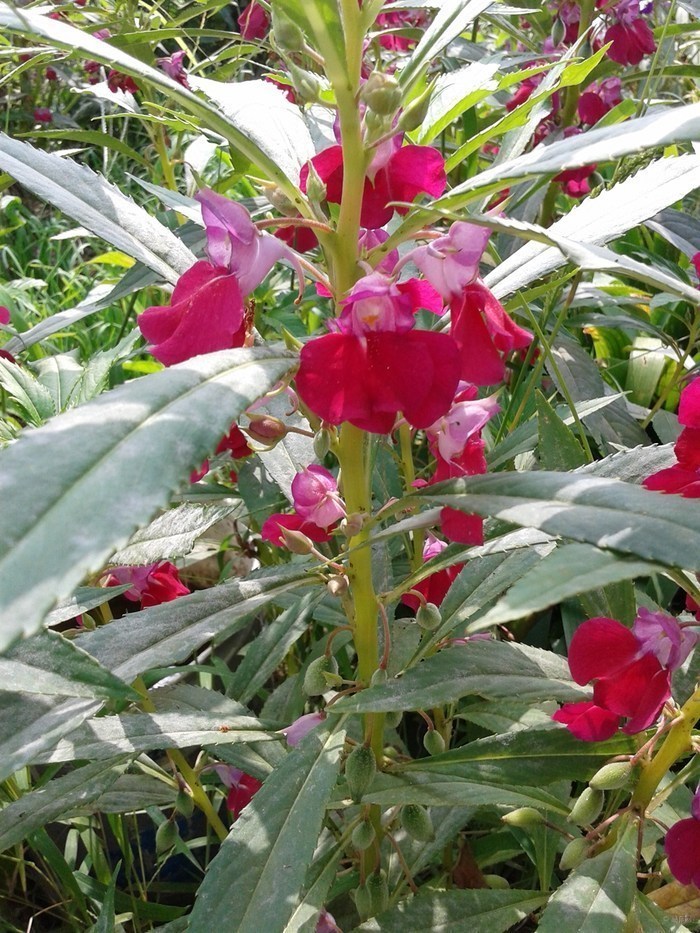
(0, 757), (128, 853)
(357, 888), (547, 932)
(537, 392), (587, 471)
(189, 725), (345, 932)
(332, 640), (586, 713)
(0, 346), (296, 650)
(416, 55), (503, 144)
(473, 543), (661, 631)
(419, 470), (700, 572)
(538, 822), (638, 932)
(0, 356), (56, 424)
(0, 135), (195, 284)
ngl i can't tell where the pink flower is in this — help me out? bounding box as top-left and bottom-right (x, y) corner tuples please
(431, 435), (489, 545)
(666, 788), (700, 886)
(107, 70), (139, 94)
(33, 108), (53, 124)
(375, 10), (427, 51)
(281, 712), (325, 746)
(692, 253), (700, 279)
(578, 78), (622, 124)
(450, 281), (533, 385)
(223, 768), (263, 819)
(105, 562), (190, 608)
(0, 307), (9, 325)
(332, 271), (437, 337)
(157, 50), (189, 88)
(633, 608), (699, 671)
(238, 1), (270, 40)
(402, 534), (464, 610)
(552, 617), (672, 741)
(401, 222), (492, 302)
(300, 140), (446, 229)
(291, 465), (346, 529)
(261, 513), (334, 547)
(604, 17), (656, 65)
(644, 379), (700, 497)
(426, 387), (499, 462)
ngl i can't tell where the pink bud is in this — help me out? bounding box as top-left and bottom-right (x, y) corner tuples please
(291, 465), (345, 529)
(282, 712), (325, 746)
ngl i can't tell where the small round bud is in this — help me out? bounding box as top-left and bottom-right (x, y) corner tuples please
(313, 426), (332, 459)
(551, 16), (566, 47)
(568, 787), (604, 827)
(366, 870), (389, 917)
(370, 667), (388, 687)
(326, 575), (349, 598)
(416, 602), (441, 630)
(340, 513), (364, 538)
(589, 761), (633, 791)
(361, 72), (402, 116)
(175, 788), (194, 818)
(271, 6), (305, 51)
(352, 819), (376, 851)
(345, 745), (377, 803)
(423, 730), (445, 756)
(484, 874), (510, 890)
(245, 414), (287, 446)
(385, 710), (402, 729)
(560, 836), (589, 871)
(502, 807), (545, 828)
(401, 804), (434, 842)
(303, 654), (338, 696)
(155, 820), (179, 856)
(288, 63), (325, 104)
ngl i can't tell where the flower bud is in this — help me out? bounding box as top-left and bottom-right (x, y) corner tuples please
(156, 820), (179, 856)
(401, 804), (434, 842)
(484, 874), (510, 890)
(303, 654), (338, 696)
(370, 667), (388, 687)
(568, 787), (604, 826)
(345, 745), (377, 803)
(423, 730), (445, 756)
(398, 83), (433, 132)
(271, 6), (305, 51)
(354, 881), (372, 921)
(502, 807), (545, 828)
(366, 870), (389, 917)
(326, 574), (349, 598)
(245, 414), (287, 446)
(313, 426), (332, 459)
(352, 819), (376, 851)
(340, 513), (364, 538)
(362, 72), (402, 116)
(416, 602), (441, 630)
(175, 788), (194, 818)
(385, 710), (402, 729)
(304, 161), (327, 203)
(560, 836), (589, 871)
(551, 16), (566, 47)
(589, 761), (633, 791)
(264, 184), (296, 215)
(288, 62), (325, 104)
(279, 526), (315, 555)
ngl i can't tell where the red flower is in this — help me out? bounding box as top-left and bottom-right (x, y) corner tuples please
(578, 77), (622, 125)
(402, 534), (464, 610)
(432, 436), (489, 545)
(666, 790), (700, 886)
(450, 281), (533, 385)
(300, 140), (446, 229)
(238, 1), (269, 40)
(107, 70), (139, 94)
(692, 252), (700, 278)
(106, 562), (190, 608)
(261, 512), (335, 547)
(604, 17), (656, 65)
(643, 379), (700, 497)
(555, 164), (597, 198)
(552, 617), (672, 741)
(225, 770), (263, 819)
(33, 108), (53, 124)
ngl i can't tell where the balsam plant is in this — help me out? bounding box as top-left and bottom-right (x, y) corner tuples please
(1, 0), (700, 930)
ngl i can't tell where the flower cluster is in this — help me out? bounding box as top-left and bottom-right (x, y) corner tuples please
(104, 561), (190, 608)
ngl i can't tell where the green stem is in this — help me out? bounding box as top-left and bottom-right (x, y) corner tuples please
(398, 423), (424, 571)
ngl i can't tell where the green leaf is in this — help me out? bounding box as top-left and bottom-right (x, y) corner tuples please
(1, 630), (138, 701)
(0, 356), (56, 425)
(357, 889), (548, 932)
(0, 135), (195, 284)
(418, 470), (700, 572)
(283, 841), (344, 933)
(89, 864), (120, 933)
(416, 55), (503, 144)
(538, 822), (638, 932)
(634, 892), (692, 933)
(45, 585), (130, 626)
(0, 346), (296, 650)
(0, 758), (128, 854)
(23, 127), (149, 168)
(189, 725), (345, 932)
(537, 392), (587, 471)
(332, 640), (586, 713)
(472, 543), (661, 631)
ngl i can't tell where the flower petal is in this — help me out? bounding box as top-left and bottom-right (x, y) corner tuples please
(552, 701), (620, 742)
(665, 818), (700, 886)
(567, 617), (641, 685)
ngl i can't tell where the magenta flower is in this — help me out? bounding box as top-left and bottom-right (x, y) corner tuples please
(578, 77), (622, 125)
(666, 789), (700, 886)
(105, 562), (190, 608)
(107, 70), (139, 94)
(0, 307), (9, 325)
(692, 253), (700, 279)
(604, 3), (656, 65)
(157, 50), (189, 88)
(552, 617), (672, 741)
(261, 513), (334, 547)
(300, 139), (446, 229)
(238, 0), (270, 40)
(291, 465), (346, 529)
(33, 108), (53, 124)
(426, 388), (499, 462)
(644, 379), (700, 497)
(633, 608), (699, 671)
(450, 281), (533, 385)
(402, 534), (465, 610)
(401, 222), (492, 302)
(281, 712), (325, 747)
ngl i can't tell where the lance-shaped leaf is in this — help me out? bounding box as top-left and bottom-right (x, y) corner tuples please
(472, 543), (662, 632)
(0, 346), (296, 649)
(356, 889), (548, 932)
(0, 4), (308, 207)
(418, 471), (700, 572)
(0, 135), (195, 285)
(538, 822), (638, 932)
(189, 725), (345, 933)
(332, 641), (586, 714)
(0, 757), (129, 854)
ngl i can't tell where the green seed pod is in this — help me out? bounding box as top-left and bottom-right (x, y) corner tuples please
(175, 788), (194, 819)
(484, 874), (510, 890)
(354, 881), (372, 921)
(370, 667), (388, 687)
(385, 710), (402, 729)
(304, 162), (327, 204)
(279, 526), (315, 555)
(366, 870), (389, 917)
(352, 819), (376, 851)
(502, 807), (545, 828)
(313, 426), (332, 459)
(568, 787), (604, 826)
(589, 761), (634, 791)
(155, 820), (179, 856)
(398, 84), (433, 132)
(345, 745), (377, 803)
(303, 655), (338, 696)
(361, 72), (402, 116)
(423, 730), (445, 756)
(416, 602), (441, 630)
(271, 6), (305, 51)
(402, 804), (434, 842)
(551, 16), (566, 47)
(560, 836), (589, 871)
